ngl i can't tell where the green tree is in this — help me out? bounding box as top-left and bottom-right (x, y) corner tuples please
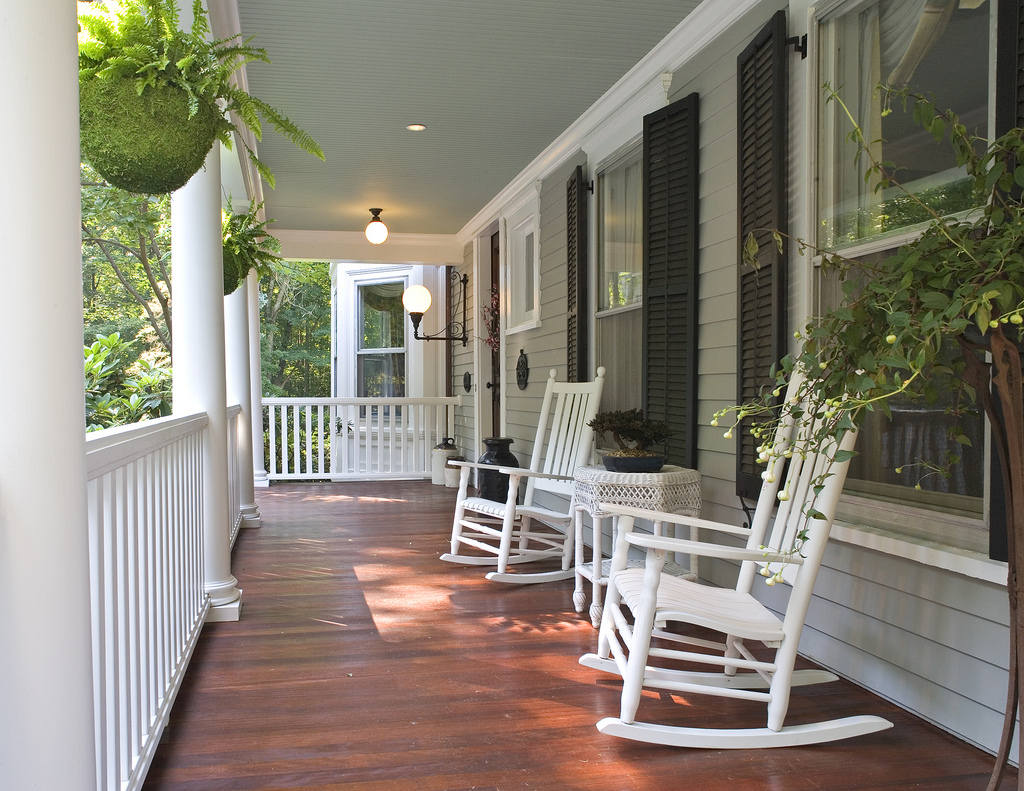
(260, 261), (332, 397)
(81, 163), (172, 356)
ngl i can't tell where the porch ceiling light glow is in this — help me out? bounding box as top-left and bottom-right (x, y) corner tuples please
(365, 208), (389, 244)
(402, 273), (469, 346)
(406, 123), (427, 131)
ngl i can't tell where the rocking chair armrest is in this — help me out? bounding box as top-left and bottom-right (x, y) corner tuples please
(624, 532), (806, 566)
(495, 466), (572, 481)
(444, 461), (571, 482)
(597, 502), (750, 538)
(447, 460), (505, 473)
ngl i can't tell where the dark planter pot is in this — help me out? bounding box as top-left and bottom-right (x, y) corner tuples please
(80, 78), (220, 194)
(477, 437), (519, 502)
(601, 454), (665, 473)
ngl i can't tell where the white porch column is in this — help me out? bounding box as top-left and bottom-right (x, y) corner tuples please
(0, 3), (97, 789)
(225, 280), (261, 526)
(247, 270), (270, 487)
(172, 145), (242, 621)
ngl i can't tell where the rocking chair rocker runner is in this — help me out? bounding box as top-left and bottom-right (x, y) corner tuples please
(580, 372), (893, 748)
(441, 367), (605, 583)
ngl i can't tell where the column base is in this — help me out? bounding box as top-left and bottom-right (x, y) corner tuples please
(206, 593), (242, 622)
(240, 502), (261, 528)
(253, 470), (270, 488)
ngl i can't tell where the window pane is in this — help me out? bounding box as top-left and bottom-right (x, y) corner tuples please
(595, 307), (642, 418)
(357, 353), (406, 398)
(818, 0), (990, 249)
(598, 154), (643, 309)
(818, 249), (984, 517)
(359, 282), (405, 350)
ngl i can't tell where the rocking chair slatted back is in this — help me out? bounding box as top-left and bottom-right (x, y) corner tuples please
(739, 392), (856, 591)
(527, 376), (603, 502)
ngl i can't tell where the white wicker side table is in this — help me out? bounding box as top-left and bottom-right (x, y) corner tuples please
(573, 464), (702, 627)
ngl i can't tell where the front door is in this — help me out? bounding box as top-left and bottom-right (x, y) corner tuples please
(488, 231), (501, 435)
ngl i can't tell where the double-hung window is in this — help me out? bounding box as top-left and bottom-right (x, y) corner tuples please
(815, 0), (993, 551)
(357, 281), (406, 400)
(594, 144), (644, 414)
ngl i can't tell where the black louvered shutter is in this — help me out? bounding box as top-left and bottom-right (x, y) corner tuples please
(643, 92), (699, 469)
(988, 0), (1024, 561)
(735, 10), (788, 501)
(566, 165), (588, 382)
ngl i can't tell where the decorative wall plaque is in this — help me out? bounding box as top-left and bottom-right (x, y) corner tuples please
(516, 349), (529, 390)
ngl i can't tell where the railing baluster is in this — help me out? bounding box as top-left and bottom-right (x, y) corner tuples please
(304, 404), (312, 475)
(268, 404), (278, 477)
(388, 403), (397, 473)
(317, 405), (325, 474)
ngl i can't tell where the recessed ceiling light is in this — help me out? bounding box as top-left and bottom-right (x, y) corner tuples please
(406, 123), (427, 132)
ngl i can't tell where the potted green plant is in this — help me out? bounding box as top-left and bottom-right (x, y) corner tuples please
(587, 409), (674, 473)
(78, 0), (324, 194)
(222, 200), (280, 295)
(724, 86), (1024, 789)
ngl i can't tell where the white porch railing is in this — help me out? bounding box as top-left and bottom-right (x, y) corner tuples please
(263, 396), (461, 480)
(85, 406), (247, 791)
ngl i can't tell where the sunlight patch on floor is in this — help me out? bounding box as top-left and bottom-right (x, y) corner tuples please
(353, 563), (452, 642)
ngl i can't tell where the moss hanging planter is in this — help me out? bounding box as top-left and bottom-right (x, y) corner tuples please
(80, 78), (220, 195)
(222, 201), (281, 295)
(79, 0), (324, 196)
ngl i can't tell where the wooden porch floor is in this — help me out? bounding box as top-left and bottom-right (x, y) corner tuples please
(142, 481), (1017, 791)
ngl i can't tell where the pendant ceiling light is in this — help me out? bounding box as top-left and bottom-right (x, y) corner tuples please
(365, 208), (389, 244)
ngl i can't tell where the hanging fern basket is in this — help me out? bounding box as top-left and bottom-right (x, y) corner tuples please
(80, 78), (220, 195)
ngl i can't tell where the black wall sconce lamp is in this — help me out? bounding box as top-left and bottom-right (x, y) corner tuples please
(402, 271), (469, 347)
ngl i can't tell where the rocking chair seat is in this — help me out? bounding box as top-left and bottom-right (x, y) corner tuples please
(612, 568), (784, 644)
(456, 496), (572, 525)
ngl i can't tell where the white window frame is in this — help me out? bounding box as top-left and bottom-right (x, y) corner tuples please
(807, 0), (998, 560)
(502, 186), (541, 335)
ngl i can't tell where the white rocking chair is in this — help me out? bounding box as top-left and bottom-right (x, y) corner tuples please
(580, 373), (893, 747)
(441, 367), (605, 583)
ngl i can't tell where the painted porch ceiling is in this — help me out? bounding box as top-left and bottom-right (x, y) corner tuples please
(234, 0), (703, 237)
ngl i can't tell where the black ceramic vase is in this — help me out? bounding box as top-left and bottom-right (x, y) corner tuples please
(477, 437), (519, 502)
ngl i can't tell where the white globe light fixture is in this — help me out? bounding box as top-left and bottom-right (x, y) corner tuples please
(365, 208), (389, 244)
(401, 275), (470, 346)
(402, 284), (432, 315)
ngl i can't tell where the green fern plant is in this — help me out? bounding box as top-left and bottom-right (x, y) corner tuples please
(222, 200), (281, 295)
(79, 0), (323, 193)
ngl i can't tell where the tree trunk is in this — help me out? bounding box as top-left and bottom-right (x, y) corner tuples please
(963, 329), (1024, 791)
